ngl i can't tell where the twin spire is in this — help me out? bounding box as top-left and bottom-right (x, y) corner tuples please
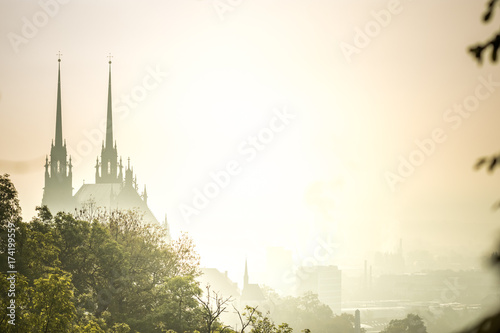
(53, 53), (128, 185)
(53, 52), (114, 150)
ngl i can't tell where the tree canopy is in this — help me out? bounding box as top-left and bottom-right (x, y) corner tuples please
(0, 174), (205, 332)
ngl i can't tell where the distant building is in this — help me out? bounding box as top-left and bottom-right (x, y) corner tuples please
(372, 270), (499, 305)
(241, 259), (266, 306)
(197, 268), (240, 299)
(42, 57), (161, 226)
(297, 265), (342, 314)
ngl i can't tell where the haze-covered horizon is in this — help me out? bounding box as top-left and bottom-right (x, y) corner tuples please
(2, 0), (500, 287)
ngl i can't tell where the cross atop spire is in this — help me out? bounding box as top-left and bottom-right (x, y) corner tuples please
(107, 53), (113, 64)
(56, 51), (63, 62)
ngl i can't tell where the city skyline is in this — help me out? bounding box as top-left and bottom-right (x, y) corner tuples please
(2, 0), (500, 286)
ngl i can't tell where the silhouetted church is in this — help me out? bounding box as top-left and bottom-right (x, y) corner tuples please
(42, 56), (161, 226)
(241, 260), (266, 304)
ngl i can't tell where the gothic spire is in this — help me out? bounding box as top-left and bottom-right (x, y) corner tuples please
(42, 52), (74, 213)
(55, 53), (63, 147)
(105, 55), (113, 149)
(244, 259), (249, 287)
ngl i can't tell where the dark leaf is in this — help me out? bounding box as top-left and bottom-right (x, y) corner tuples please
(475, 157), (487, 170)
(489, 157), (498, 172)
(469, 45), (484, 63)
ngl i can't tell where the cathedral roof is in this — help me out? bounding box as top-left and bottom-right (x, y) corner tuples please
(198, 268), (240, 299)
(241, 283), (266, 301)
(74, 183), (159, 225)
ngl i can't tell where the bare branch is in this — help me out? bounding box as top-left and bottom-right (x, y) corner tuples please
(233, 305), (258, 333)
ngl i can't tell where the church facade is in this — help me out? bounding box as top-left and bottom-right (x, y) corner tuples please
(42, 57), (160, 226)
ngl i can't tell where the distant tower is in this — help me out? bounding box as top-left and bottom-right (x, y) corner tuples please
(96, 56), (123, 184)
(42, 55), (74, 213)
(244, 259), (249, 288)
(355, 309), (361, 333)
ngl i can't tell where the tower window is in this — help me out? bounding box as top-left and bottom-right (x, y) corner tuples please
(108, 161), (111, 174)
(57, 161), (61, 173)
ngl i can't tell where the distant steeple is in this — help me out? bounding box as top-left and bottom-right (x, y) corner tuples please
(244, 259), (249, 288)
(55, 54), (63, 147)
(96, 54), (122, 184)
(105, 55), (113, 149)
(42, 53), (74, 213)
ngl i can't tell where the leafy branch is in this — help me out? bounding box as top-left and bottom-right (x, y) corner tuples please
(469, 0), (500, 63)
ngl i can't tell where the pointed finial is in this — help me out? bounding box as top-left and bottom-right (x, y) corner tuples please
(143, 185), (148, 203)
(57, 51), (62, 62)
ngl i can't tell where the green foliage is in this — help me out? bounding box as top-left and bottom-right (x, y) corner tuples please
(269, 291), (357, 333)
(29, 270), (76, 332)
(154, 275), (203, 332)
(380, 313), (428, 333)
(0, 175), (206, 332)
(0, 174), (21, 225)
(243, 307), (293, 333)
(0, 174), (22, 273)
(0, 272), (31, 332)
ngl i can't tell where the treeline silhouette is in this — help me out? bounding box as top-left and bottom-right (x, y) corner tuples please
(0, 174), (366, 332)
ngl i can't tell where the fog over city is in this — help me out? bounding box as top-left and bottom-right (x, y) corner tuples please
(2, 1), (500, 332)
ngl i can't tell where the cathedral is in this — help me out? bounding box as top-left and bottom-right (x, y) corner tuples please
(41, 56), (161, 227)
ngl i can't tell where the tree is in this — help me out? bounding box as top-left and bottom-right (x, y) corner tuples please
(0, 174), (22, 273)
(29, 270), (77, 332)
(270, 291), (360, 333)
(0, 174), (256, 332)
(0, 174), (21, 226)
(0, 272), (31, 332)
(380, 314), (428, 333)
(153, 275), (203, 332)
(196, 284), (232, 333)
(243, 307), (293, 333)
(234, 305), (258, 333)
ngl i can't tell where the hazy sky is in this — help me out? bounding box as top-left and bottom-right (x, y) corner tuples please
(2, 0), (500, 283)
